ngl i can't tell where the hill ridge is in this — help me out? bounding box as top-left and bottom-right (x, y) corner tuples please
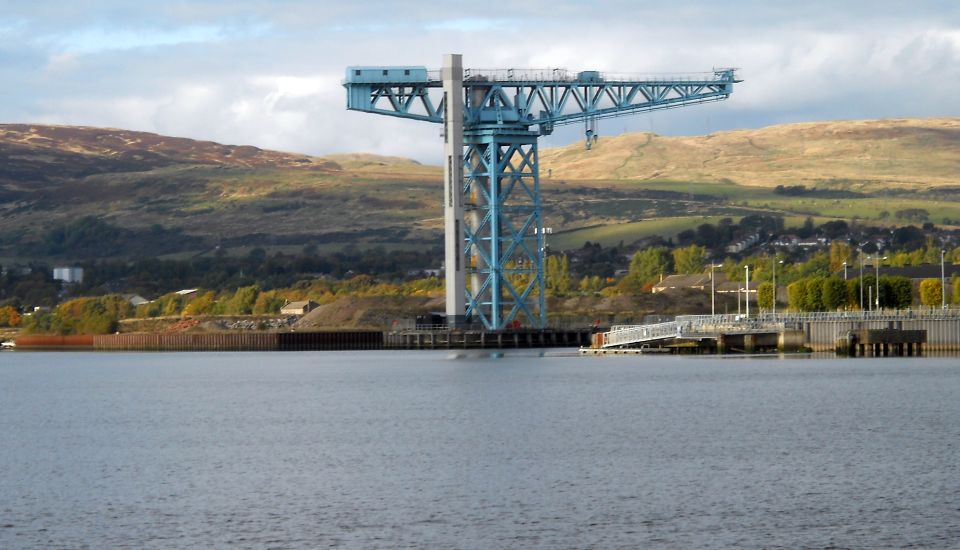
(539, 117), (960, 188)
(1, 117), (959, 260)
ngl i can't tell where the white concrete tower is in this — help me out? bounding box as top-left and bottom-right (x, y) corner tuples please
(441, 54), (466, 326)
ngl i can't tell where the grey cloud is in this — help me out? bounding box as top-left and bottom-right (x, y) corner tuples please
(1, 1), (958, 163)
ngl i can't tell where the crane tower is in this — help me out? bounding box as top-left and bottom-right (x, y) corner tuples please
(345, 55), (739, 330)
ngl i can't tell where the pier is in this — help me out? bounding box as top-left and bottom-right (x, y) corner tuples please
(589, 310), (960, 355)
(385, 328), (592, 349)
(835, 329), (926, 357)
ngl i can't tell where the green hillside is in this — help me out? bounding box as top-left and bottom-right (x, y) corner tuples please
(1, 118), (957, 260)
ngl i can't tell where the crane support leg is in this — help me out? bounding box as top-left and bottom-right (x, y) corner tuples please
(442, 54), (466, 327)
(463, 128), (546, 329)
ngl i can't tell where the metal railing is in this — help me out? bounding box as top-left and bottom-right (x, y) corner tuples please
(676, 309), (960, 325)
(603, 309), (960, 348)
(455, 68), (732, 83)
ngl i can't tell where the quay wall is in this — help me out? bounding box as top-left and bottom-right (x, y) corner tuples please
(15, 335), (94, 348)
(91, 331), (384, 351)
(16, 329), (589, 351)
(802, 319), (960, 351)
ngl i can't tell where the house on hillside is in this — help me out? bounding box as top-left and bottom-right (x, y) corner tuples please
(122, 294), (150, 307)
(872, 264), (960, 280)
(652, 273), (708, 293)
(725, 233), (760, 254)
(53, 266), (84, 284)
(281, 300), (318, 315)
(653, 272), (725, 294)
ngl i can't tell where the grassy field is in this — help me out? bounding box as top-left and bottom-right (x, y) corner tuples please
(550, 216), (743, 249)
(745, 197), (960, 224)
(557, 178), (780, 201)
(569, 179), (960, 225)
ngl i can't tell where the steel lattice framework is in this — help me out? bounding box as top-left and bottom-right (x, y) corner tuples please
(344, 56), (739, 330)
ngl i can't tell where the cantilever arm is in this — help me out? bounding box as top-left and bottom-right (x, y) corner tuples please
(344, 67), (739, 131)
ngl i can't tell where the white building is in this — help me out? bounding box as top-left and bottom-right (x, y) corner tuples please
(53, 267), (84, 284)
(281, 300), (318, 315)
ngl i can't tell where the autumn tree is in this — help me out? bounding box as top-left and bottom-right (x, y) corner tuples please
(616, 247), (671, 294)
(226, 285), (260, 315)
(253, 290), (287, 315)
(787, 280), (806, 312)
(182, 291), (217, 316)
(579, 276), (591, 293)
(0, 306), (21, 327)
(919, 279), (943, 307)
(545, 254), (571, 295)
(828, 241), (855, 273)
(672, 245), (707, 275)
(756, 282), (774, 311)
(821, 277), (849, 310)
(25, 295), (133, 334)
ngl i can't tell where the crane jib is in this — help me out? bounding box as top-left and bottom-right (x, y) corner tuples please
(344, 66), (738, 132)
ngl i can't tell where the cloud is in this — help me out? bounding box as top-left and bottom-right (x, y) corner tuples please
(53, 25), (228, 55)
(1, 1), (958, 163)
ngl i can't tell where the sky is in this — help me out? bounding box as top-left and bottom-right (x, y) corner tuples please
(2, 1), (959, 163)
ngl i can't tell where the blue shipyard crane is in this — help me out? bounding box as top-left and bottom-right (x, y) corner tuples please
(344, 55), (739, 330)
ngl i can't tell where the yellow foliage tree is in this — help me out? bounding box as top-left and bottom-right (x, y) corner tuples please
(0, 305), (21, 327)
(828, 241), (854, 273)
(919, 279), (942, 307)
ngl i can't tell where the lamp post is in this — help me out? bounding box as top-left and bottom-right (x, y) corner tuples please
(859, 250), (864, 311)
(942, 249), (947, 309)
(745, 264), (750, 318)
(772, 258), (783, 315)
(875, 255), (887, 310)
(842, 261), (847, 281)
(710, 263), (723, 317)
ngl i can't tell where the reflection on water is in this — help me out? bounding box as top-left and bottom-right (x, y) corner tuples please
(1, 352), (958, 548)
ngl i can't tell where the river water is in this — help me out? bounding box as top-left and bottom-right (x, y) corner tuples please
(1, 351), (958, 548)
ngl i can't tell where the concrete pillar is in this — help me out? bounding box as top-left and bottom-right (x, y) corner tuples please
(442, 54), (466, 327)
(744, 334), (755, 354)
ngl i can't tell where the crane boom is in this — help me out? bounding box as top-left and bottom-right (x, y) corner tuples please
(345, 67), (738, 131)
(344, 57), (739, 330)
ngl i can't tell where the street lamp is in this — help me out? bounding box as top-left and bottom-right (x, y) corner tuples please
(859, 250), (864, 311)
(745, 264), (750, 318)
(942, 249), (947, 309)
(875, 255), (887, 310)
(842, 261), (848, 281)
(710, 263), (723, 317)
(772, 258), (784, 315)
